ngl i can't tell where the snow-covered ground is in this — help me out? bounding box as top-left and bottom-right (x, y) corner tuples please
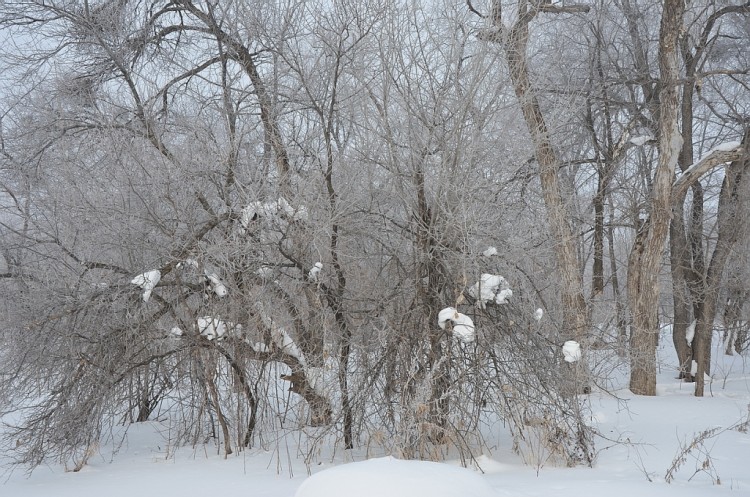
(3, 333), (749, 497)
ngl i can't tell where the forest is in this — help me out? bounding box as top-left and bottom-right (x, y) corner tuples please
(0, 0), (748, 472)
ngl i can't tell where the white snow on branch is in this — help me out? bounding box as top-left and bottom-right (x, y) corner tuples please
(241, 197), (308, 230)
(251, 342), (270, 353)
(438, 307), (457, 330)
(255, 266), (275, 280)
(562, 340), (582, 363)
(673, 141), (744, 198)
(176, 258), (199, 271)
(130, 269), (161, 302)
(685, 319), (697, 346)
(687, 141), (743, 174)
(256, 303), (307, 366)
(533, 308), (544, 321)
(629, 135), (653, 147)
(711, 141), (742, 153)
(482, 246), (498, 257)
(306, 364), (336, 399)
(438, 307), (476, 343)
(197, 316), (241, 340)
(204, 271), (228, 297)
(308, 262), (323, 282)
(468, 273), (512, 308)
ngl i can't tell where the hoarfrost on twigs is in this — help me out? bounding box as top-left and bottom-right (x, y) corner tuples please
(130, 269), (161, 302)
(562, 340), (582, 363)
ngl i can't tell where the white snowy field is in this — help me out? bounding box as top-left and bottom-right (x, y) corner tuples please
(2, 333), (749, 497)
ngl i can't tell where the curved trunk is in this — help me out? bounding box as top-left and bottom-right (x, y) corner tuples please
(500, 3), (589, 343)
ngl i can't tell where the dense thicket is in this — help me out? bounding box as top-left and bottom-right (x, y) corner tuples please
(0, 0), (747, 471)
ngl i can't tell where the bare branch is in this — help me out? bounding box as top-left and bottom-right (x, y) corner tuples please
(538, 4), (591, 15)
(672, 145), (746, 202)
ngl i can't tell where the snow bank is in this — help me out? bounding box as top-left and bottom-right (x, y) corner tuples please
(294, 457), (496, 497)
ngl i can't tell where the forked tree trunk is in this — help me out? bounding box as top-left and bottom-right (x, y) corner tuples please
(693, 140), (750, 396)
(627, 0), (684, 396)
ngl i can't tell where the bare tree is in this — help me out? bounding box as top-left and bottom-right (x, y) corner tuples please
(477, 0), (591, 351)
(0, 0), (613, 471)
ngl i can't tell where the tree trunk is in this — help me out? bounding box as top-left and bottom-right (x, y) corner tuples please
(694, 138), (750, 396)
(487, 2), (589, 344)
(627, 0), (685, 396)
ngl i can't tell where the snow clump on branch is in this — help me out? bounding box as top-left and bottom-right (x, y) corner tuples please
(197, 317), (241, 340)
(130, 269), (161, 302)
(482, 246), (498, 257)
(240, 197), (308, 230)
(468, 273), (512, 308)
(562, 340), (582, 363)
(308, 262), (323, 282)
(204, 271), (228, 297)
(438, 307), (476, 343)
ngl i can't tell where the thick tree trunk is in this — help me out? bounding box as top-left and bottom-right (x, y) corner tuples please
(670, 198), (696, 381)
(627, 0), (685, 396)
(498, 4), (589, 344)
(694, 139), (750, 396)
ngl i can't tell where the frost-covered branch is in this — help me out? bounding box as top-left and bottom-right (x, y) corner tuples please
(672, 143), (745, 201)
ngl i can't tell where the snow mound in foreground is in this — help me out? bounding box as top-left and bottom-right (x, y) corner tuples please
(294, 457), (496, 497)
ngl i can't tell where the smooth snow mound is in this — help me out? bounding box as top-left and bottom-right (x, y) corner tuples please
(294, 457), (496, 497)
